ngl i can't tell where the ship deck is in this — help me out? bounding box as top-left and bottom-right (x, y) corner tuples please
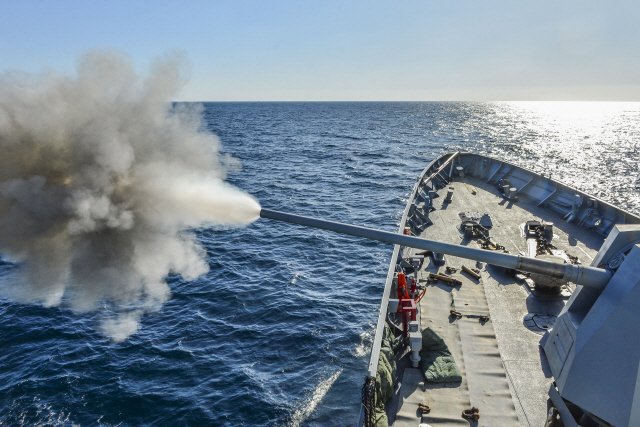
(386, 173), (604, 427)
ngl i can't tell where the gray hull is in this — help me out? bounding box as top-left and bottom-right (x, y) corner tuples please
(356, 152), (640, 427)
(262, 151), (640, 426)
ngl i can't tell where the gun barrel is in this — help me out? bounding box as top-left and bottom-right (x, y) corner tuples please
(260, 208), (612, 290)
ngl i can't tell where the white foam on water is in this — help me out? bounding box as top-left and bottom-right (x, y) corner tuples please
(353, 327), (375, 358)
(287, 368), (343, 427)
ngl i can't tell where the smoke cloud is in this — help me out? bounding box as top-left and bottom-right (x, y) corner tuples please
(0, 51), (260, 341)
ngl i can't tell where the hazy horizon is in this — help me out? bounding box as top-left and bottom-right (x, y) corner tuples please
(2, 1), (639, 102)
(181, 100), (640, 103)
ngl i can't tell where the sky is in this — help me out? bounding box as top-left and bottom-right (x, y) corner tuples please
(1, 1), (639, 102)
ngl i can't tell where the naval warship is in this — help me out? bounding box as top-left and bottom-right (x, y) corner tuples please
(260, 151), (640, 427)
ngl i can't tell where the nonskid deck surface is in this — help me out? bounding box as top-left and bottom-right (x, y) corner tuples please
(388, 175), (603, 427)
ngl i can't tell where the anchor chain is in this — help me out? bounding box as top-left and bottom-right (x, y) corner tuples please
(361, 375), (376, 427)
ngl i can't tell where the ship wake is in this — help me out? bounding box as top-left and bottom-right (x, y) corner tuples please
(287, 368), (342, 427)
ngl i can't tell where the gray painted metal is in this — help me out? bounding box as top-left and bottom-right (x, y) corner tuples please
(456, 151), (640, 234)
(544, 243), (640, 426)
(260, 208), (613, 290)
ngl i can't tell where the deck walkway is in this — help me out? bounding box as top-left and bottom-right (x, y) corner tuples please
(390, 175), (603, 427)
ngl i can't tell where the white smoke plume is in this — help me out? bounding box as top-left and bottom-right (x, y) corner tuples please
(0, 50), (260, 341)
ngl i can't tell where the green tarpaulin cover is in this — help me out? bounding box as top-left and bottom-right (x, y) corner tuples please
(371, 324), (461, 426)
(373, 322), (400, 427)
(419, 327), (462, 383)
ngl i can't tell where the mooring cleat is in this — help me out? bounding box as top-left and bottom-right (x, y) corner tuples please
(462, 409), (480, 420)
(418, 403), (431, 413)
(449, 310), (463, 319)
(462, 406), (480, 420)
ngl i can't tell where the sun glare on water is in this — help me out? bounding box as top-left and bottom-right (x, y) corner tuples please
(478, 101), (640, 212)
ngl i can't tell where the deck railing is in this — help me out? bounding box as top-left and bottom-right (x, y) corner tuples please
(358, 151), (458, 426)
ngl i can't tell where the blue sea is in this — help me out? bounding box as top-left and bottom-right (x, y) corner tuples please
(1, 102), (639, 426)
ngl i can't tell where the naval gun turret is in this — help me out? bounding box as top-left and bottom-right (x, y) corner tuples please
(260, 209), (612, 290)
(263, 208), (640, 426)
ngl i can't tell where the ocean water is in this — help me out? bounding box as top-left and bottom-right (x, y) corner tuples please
(1, 102), (639, 426)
